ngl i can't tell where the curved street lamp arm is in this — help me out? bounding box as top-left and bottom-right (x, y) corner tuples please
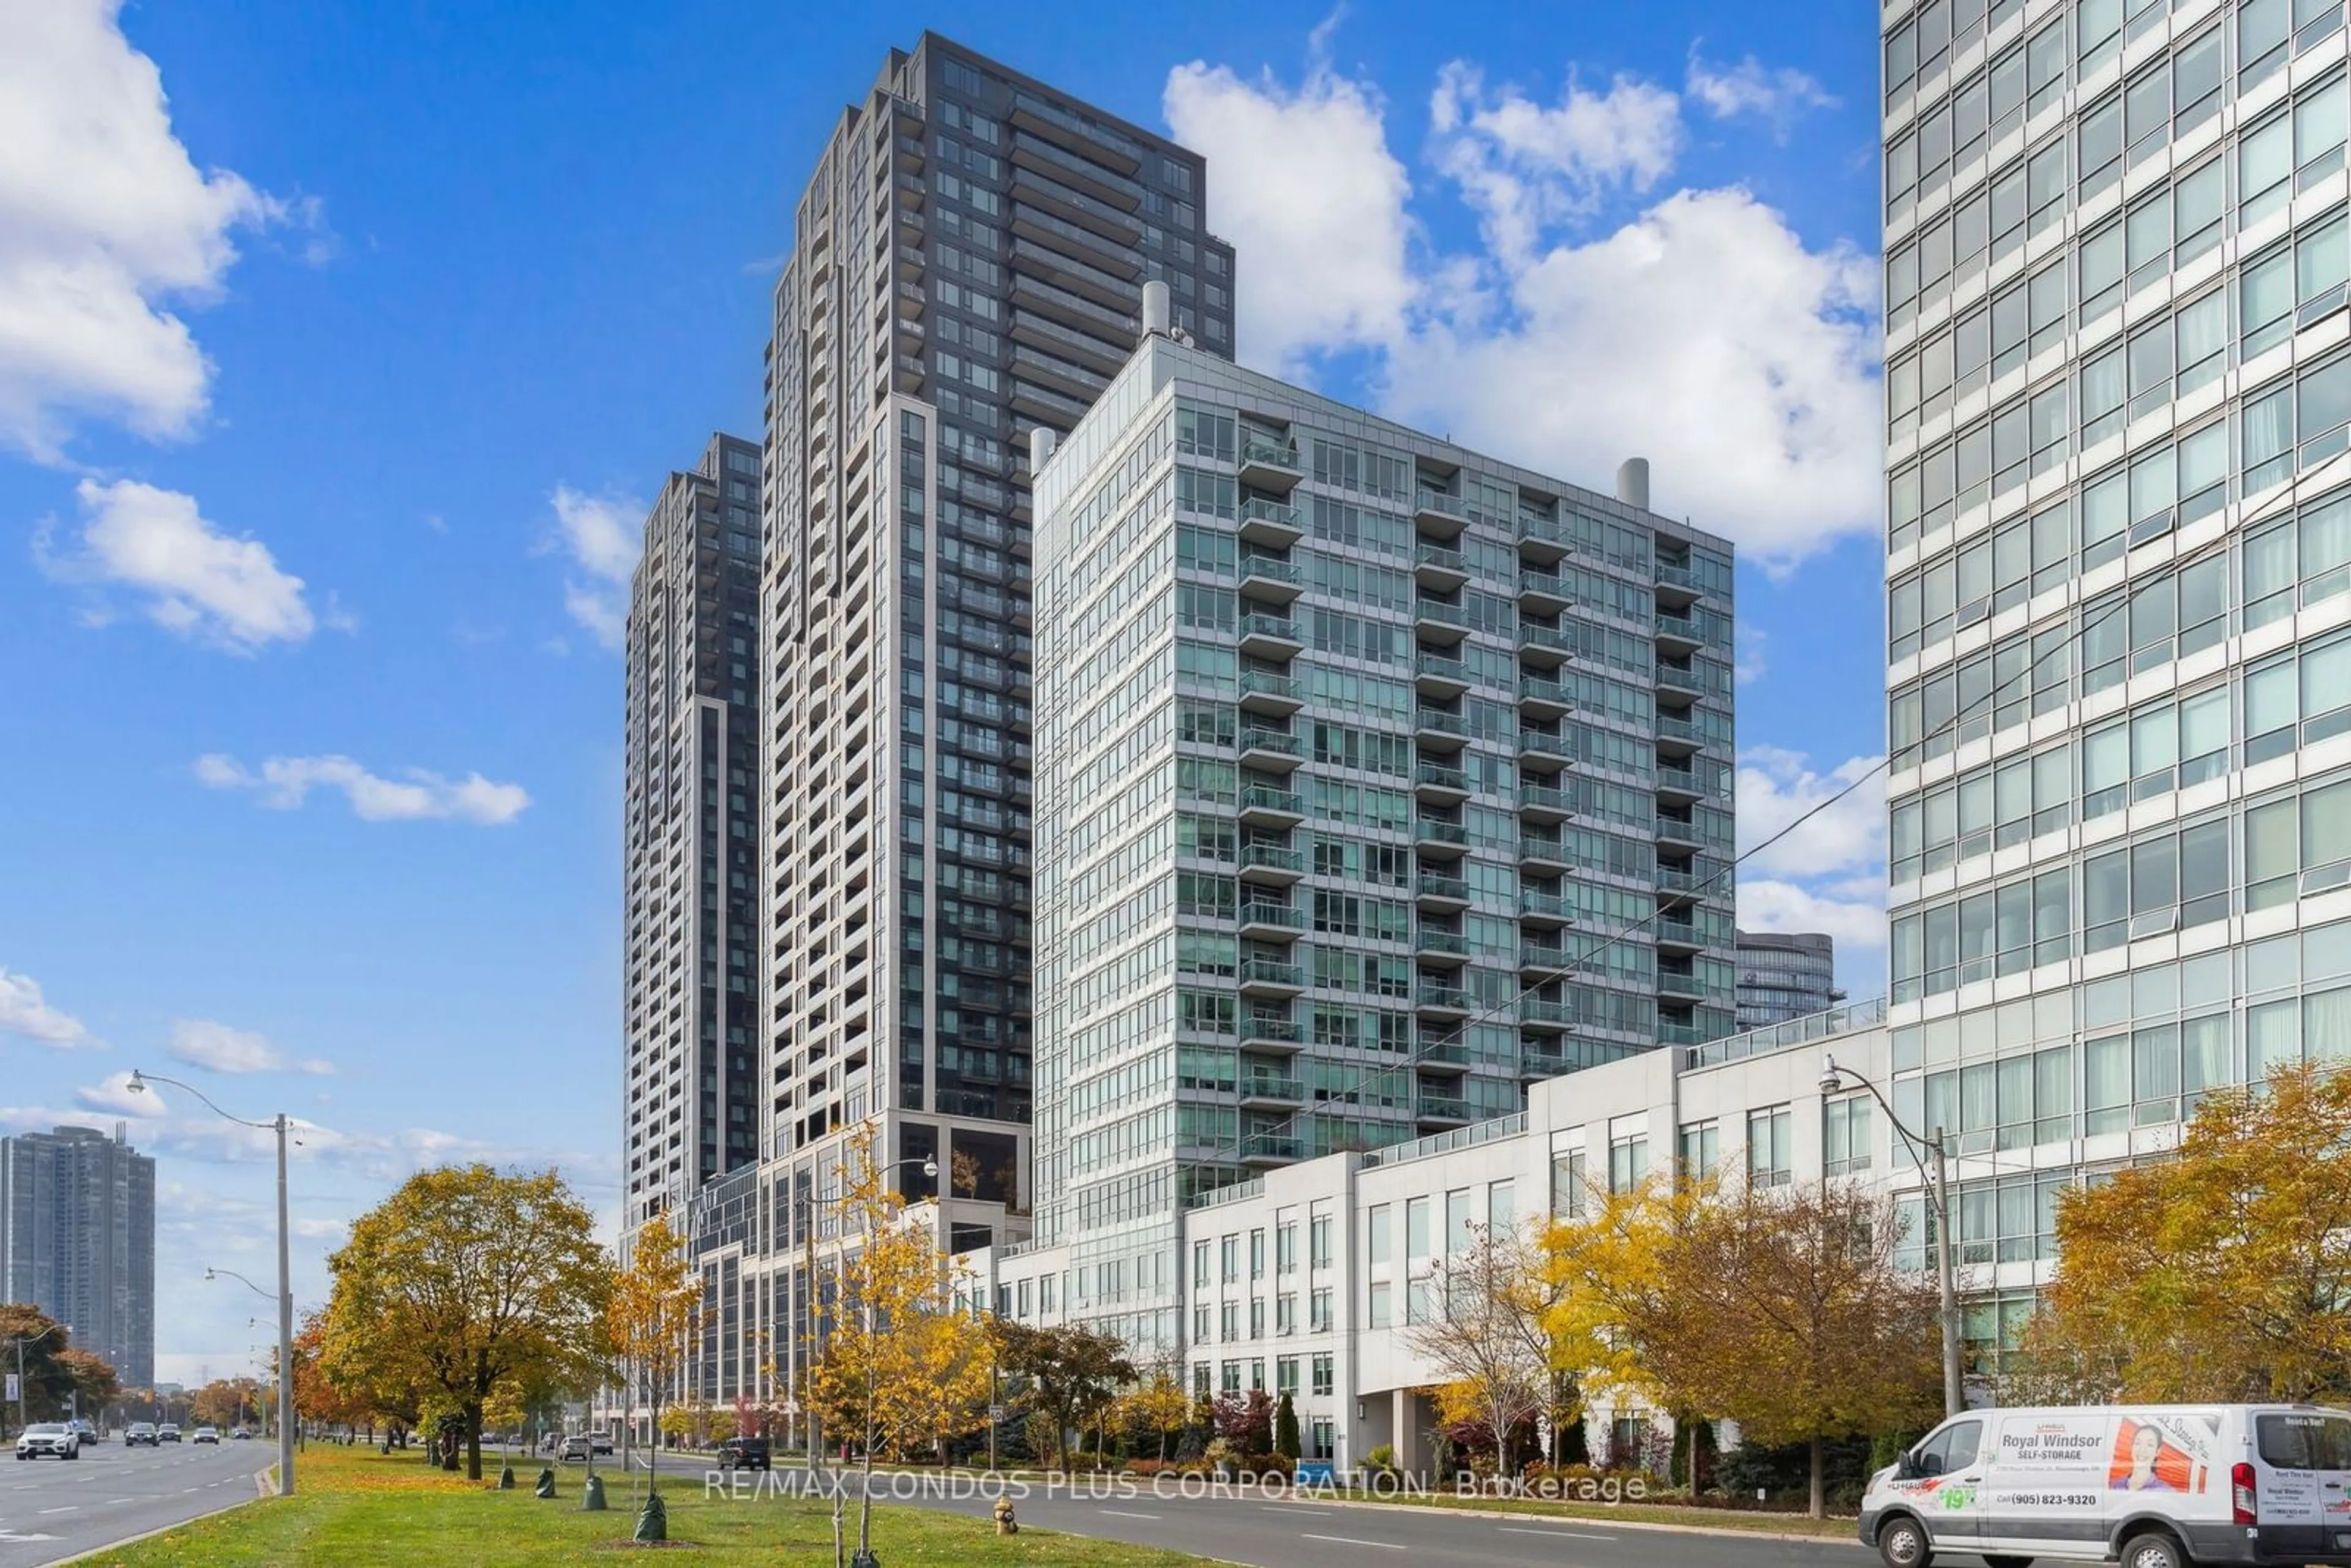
(126, 1070), (278, 1131)
(1823, 1058), (1948, 1217)
(205, 1267), (274, 1302)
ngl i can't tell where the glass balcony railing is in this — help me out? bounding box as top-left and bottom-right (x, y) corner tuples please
(1239, 613), (1302, 644)
(1239, 900), (1305, 931)
(1240, 784), (1303, 816)
(1240, 435), (1302, 473)
(1239, 670), (1300, 703)
(1240, 842), (1305, 875)
(1236, 552), (1302, 585)
(1239, 958), (1304, 989)
(1239, 497), (1300, 532)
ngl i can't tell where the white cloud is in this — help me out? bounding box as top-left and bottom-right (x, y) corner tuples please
(0, 967), (97, 1048)
(1159, 39), (1881, 566)
(1163, 47), (1416, 368)
(37, 478), (319, 650)
(1379, 189), (1880, 567)
(167, 1018), (332, 1076)
(1430, 64), (1683, 260)
(545, 486), (643, 650)
(1685, 47), (1837, 136)
(1739, 877), (1888, 954)
(194, 752), (530, 826)
(1734, 745), (1886, 877)
(1734, 625), (1768, 686)
(0, 0), (291, 460)
(1734, 747), (1889, 998)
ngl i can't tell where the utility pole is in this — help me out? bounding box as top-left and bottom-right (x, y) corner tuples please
(1819, 1056), (1966, 1419)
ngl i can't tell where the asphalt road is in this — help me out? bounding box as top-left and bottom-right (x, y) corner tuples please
(0, 1438), (266, 1568)
(702, 1469), (1871, 1567)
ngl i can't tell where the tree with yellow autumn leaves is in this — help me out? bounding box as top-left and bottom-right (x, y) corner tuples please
(1543, 1169), (1941, 1517)
(320, 1164), (612, 1481)
(808, 1124), (992, 1568)
(2011, 1060), (2351, 1405)
(607, 1208), (702, 1495)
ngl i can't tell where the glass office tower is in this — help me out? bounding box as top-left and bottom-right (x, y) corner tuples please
(1881, 0), (2351, 1373)
(1032, 331), (1738, 1351)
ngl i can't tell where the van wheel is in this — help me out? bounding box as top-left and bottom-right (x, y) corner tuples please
(1876, 1514), (1932, 1568)
(2119, 1531), (2184, 1568)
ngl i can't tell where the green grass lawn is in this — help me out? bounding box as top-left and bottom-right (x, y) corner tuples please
(80, 1446), (1213, 1566)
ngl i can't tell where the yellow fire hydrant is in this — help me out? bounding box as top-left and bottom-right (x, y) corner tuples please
(993, 1495), (1019, 1536)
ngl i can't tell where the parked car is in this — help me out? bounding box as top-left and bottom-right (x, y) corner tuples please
(158, 1423), (182, 1442)
(124, 1423), (159, 1447)
(590, 1430), (614, 1455)
(15, 1423), (79, 1461)
(1861, 1402), (2351, 1568)
(192, 1426), (221, 1445)
(713, 1436), (771, 1472)
(560, 1434), (592, 1462)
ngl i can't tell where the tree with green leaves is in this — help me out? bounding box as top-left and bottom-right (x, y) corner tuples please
(0, 1305), (78, 1437)
(990, 1319), (1136, 1474)
(1273, 1392), (1301, 1460)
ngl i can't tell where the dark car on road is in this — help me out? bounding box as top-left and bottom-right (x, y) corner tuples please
(124, 1422), (159, 1447)
(159, 1424), (182, 1442)
(713, 1436), (771, 1472)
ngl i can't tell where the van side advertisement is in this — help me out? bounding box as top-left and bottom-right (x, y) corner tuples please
(1985, 1412), (2217, 1520)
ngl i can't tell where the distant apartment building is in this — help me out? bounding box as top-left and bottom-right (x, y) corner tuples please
(634, 34), (1235, 1426)
(1734, 929), (1841, 1027)
(1026, 319), (1738, 1352)
(622, 432), (764, 1229)
(0, 1125), (154, 1389)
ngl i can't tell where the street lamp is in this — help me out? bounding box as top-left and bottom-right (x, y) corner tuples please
(1820, 1054), (1964, 1418)
(207, 1270), (277, 1440)
(127, 1070), (297, 1496)
(7, 1320), (70, 1440)
(802, 1153), (938, 1482)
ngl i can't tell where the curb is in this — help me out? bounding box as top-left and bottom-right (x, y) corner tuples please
(1286, 1491), (1864, 1547)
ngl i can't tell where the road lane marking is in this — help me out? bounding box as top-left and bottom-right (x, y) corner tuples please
(1098, 1508), (1162, 1520)
(1497, 1525), (1618, 1540)
(36, 1506), (78, 1514)
(1302, 1533), (1405, 1550)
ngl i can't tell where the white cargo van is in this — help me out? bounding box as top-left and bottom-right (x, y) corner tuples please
(1859, 1404), (2351, 1567)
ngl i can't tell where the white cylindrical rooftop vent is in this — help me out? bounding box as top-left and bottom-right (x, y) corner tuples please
(1616, 457), (1651, 510)
(1141, 279), (1172, 339)
(1030, 425), (1058, 473)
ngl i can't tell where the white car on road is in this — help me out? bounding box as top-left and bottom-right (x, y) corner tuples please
(15, 1422), (81, 1461)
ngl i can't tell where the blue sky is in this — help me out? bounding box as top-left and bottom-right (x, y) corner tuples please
(0, 0), (1886, 1381)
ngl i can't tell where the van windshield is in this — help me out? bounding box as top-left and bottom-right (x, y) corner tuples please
(2258, 1413), (2351, 1469)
